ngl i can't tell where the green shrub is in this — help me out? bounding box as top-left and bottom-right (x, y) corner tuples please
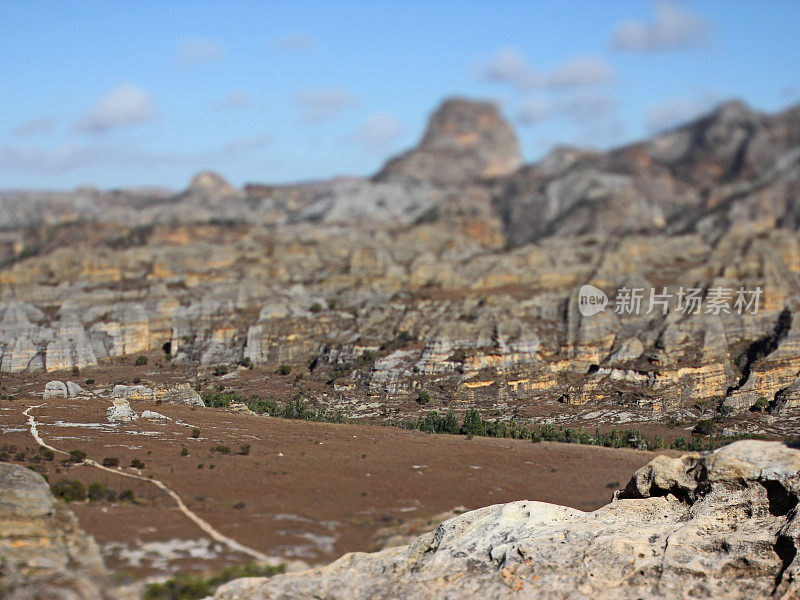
(134, 355), (148, 366)
(119, 489), (136, 502)
(52, 479), (86, 502)
(693, 419), (715, 436)
(309, 302), (323, 313)
(130, 458), (145, 469)
(212, 364), (229, 377)
(751, 397), (770, 412)
(88, 482), (108, 502)
(239, 444), (251, 456)
(461, 409), (485, 436)
(191, 428), (200, 438)
(69, 449), (87, 463)
(443, 410), (460, 435)
(211, 444), (231, 455)
(279, 365), (292, 375)
(143, 562), (285, 600)
(416, 390), (431, 406)
(238, 357), (253, 369)
(102, 457), (119, 467)
(180, 447), (190, 457)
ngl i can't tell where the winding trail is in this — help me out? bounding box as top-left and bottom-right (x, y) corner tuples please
(23, 404), (271, 563)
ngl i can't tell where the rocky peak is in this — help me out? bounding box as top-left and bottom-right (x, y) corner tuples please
(188, 170), (235, 197)
(374, 98), (521, 185)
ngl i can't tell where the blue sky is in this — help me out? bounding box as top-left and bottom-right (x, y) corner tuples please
(1, 0), (798, 190)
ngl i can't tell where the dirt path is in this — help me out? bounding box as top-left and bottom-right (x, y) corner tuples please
(23, 404), (272, 564)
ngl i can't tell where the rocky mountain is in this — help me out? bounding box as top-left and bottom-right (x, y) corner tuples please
(0, 463), (108, 600)
(214, 440), (800, 600)
(1, 97), (800, 436)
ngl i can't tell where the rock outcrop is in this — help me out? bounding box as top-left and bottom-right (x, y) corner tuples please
(107, 398), (138, 422)
(215, 440), (800, 600)
(375, 98), (522, 185)
(0, 463), (107, 599)
(2, 98), (800, 435)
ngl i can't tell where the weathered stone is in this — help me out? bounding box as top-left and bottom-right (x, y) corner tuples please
(42, 380), (67, 399)
(0, 463), (106, 599)
(106, 399), (138, 422)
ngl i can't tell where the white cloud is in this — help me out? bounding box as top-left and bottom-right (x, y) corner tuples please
(482, 47), (540, 91)
(12, 116), (58, 137)
(294, 88), (358, 123)
(646, 93), (719, 132)
(73, 84), (157, 134)
(176, 37), (224, 68)
(273, 32), (319, 54)
(546, 56), (615, 89)
(346, 113), (403, 154)
(0, 133), (274, 175)
(218, 134), (272, 154)
(612, 1), (709, 53)
(518, 93), (617, 126)
(518, 97), (551, 125)
(217, 91), (251, 109)
(484, 49), (613, 92)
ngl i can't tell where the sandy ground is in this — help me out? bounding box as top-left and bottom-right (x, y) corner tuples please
(0, 384), (675, 579)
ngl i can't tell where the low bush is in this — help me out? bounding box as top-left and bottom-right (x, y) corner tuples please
(52, 479), (86, 502)
(68, 449), (87, 463)
(134, 355), (148, 366)
(143, 562), (285, 600)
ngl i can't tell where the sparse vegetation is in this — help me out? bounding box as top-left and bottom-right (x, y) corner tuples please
(751, 397), (770, 412)
(135, 355), (148, 366)
(239, 444), (251, 456)
(211, 444), (231, 455)
(212, 364), (229, 376)
(143, 562), (285, 600)
(130, 458), (146, 469)
(279, 364), (292, 375)
(68, 449), (87, 463)
(416, 390), (431, 406)
(102, 457), (120, 467)
(388, 409), (751, 451)
(51, 479), (86, 502)
(180, 447), (190, 457)
(88, 482), (108, 502)
(693, 419), (716, 436)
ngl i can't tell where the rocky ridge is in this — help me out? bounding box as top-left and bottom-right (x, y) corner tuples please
(1, 97), (800, 435)
(214, 440), (800, 600)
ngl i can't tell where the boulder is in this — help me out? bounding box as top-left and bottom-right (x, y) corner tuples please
(42, 381), (67, 399)
(141, 410), (170, 420)
(65, 381), (85, 397)
(0, 463), (106, 599)
(106, 399), (138, 422)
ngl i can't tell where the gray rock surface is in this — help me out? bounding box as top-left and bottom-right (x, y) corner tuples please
(42, 381), (67, 399)
(106, 399), (138, 422)
(215, 440), (800, 600)
(0, 463), (106, 600)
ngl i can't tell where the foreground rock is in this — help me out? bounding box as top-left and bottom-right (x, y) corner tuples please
(0, 463), (107, 600)
(216, 440), (800, 600)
